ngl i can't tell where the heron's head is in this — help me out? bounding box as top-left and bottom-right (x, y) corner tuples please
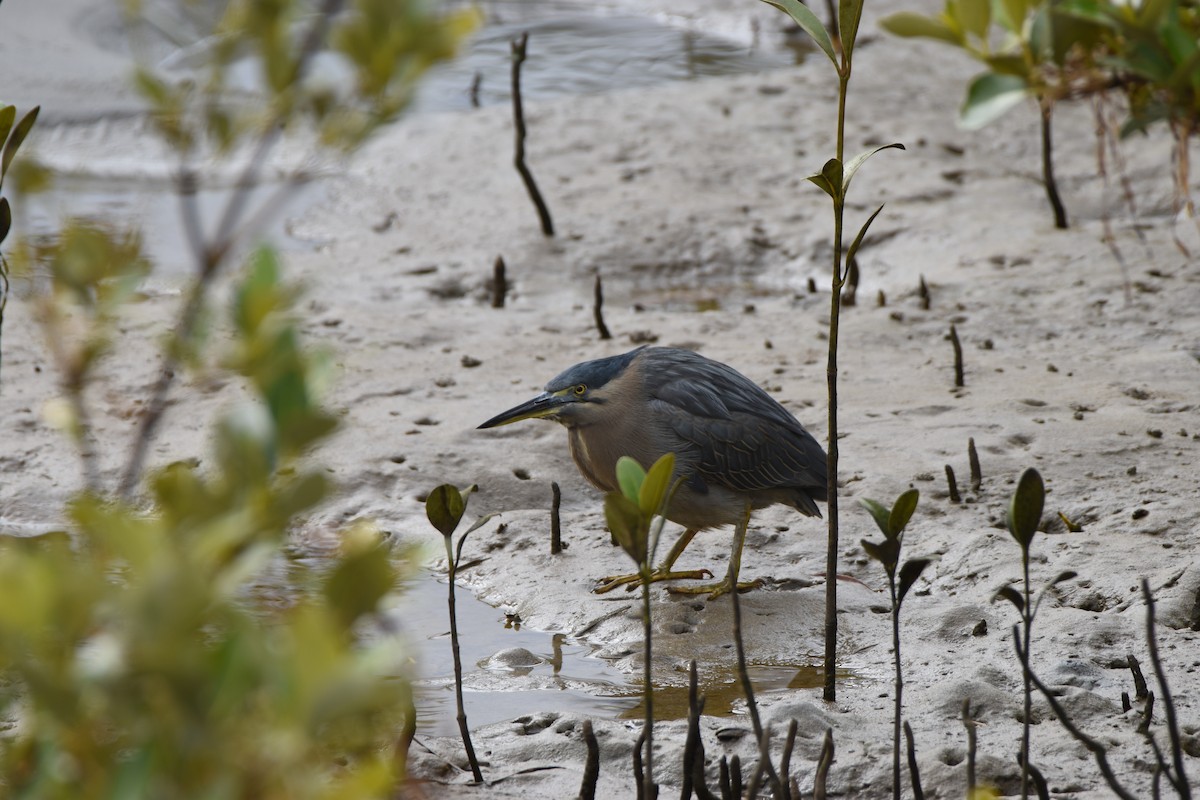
(478, 347), (645, 430)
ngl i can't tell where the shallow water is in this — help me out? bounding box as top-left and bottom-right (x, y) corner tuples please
(398, 570), (840, 736)
(29, 1), (795, 274)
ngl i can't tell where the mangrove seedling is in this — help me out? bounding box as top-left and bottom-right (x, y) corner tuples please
(427, 483), (497, 784)
(760, 0), (903, 700)
(992, 468), (1076, 800)
(861, 488), (929, 800)
(604, 452), (678, 800)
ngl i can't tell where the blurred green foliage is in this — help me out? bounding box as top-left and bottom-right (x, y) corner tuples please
(0, 246), (411, 798)
(0, 0), (477, 795)
(881, 0), (1200, 135)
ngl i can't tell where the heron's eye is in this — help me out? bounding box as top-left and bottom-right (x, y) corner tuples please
(573, 384), (587, 396)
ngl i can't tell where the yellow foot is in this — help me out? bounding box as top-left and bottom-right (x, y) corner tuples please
(594, 567), (714, 595)
(667, 576), (763, 600)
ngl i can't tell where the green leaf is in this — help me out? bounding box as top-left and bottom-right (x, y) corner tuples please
(616, 456), (646, 504)
(0, 106), (15, 157)
(761, 0), (838, 67)
(1, 106), (38, 184)
(897, 557), (930, 604)
(638, 452), (675, 516)
(1049, 569), (1077, 588)
(889, 489), (920, 537)
(426, 484), (466, 537)
(0, 197), (10, 245)
(807, 171), (837, 199)
(605, 492), (647, 565)
(845, 204), (885, 269)
(983, 54), (1031, 78)
(1006, 467), (1044, 549)
(951, 0), (991, 40)
(959, 72), (1030, 130)
(861, 537), (900, 572)
(809, 158), (843, 203)
(840, 0), (865, 60)
(324, 537), (397, 629)
(860, 498), (892, 537)
(996, 0), (1032, 32)
(843, 143), (904, 195)
(879, 11), (965, 45)
(993, 584), (1025, 612)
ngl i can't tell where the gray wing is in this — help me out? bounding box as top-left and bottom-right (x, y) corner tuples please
(642, 349), (828, 502)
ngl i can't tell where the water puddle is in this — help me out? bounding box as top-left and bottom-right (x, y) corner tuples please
(410, 6), (795, 113)
(397, 570), (840, 735)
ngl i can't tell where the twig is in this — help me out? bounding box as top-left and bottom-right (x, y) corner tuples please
(1128, 653), (1149, 699)
(580, 720), (599, 800)
(962, 700), (977, 793)
(510, 33), (554, 237)
(730, 510), (782, 796)
(780, 719), (799, 800)
(448, 541), (484, 783)
(683, 661), (712, 800)
(470, 70), (483, 108)
(813, 729), (833, 800)
(1017, 751), (1050, 800)
(745, 726), (771, 798)
(904, 721), (924, 800)
(728, 755), (742, 800)
(1138, 691), (1156, 735)
(718, 757), (732, 800)
(119, 0), (344, 499)
(634, 729), (647, 800)
(492, 255), (507, 309)
(593, 274), (612, 340)
(945, 464), (961, 503)
(949, 324), (964, 388)
(1040, 104), (1069, 229)
(968, 438), (981, 492)
(917, 274), (930, 310)
(1016, 625), (1138, 800)
(550, 481), (563, 554)
(1142, 578), (1191, 797)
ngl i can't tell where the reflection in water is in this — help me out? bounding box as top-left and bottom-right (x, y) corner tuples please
(411, 12), (794, 113)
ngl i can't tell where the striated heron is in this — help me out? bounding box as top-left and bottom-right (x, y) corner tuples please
(478, 346), (827, 598)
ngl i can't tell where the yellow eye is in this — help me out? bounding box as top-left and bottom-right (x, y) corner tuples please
(573, 384), (587, 396)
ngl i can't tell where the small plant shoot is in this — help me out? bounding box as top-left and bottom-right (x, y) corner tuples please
(862, 489), (929, 800)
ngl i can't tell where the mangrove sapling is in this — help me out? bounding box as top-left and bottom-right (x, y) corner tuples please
(759, 0), (904, 702)
(992, 467), (1078, 800)
(860, 488), (929, 800)
(426, 483), (498, 784)
(604, 453), (680, 800)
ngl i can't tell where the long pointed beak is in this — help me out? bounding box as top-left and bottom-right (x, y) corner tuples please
(478, 391), (571, 429)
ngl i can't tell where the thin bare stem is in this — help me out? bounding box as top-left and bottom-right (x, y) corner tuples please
(904, 721), (924, 800)
(1040, 104), (1069, 229)
(510, 32), (554, 237)
(446, 539), (484, 783)
(822, 67), (850, 703)
(1142, 578), (1191, 798)
(1015, 625), (1138, 800)
(119, 0), (342, 499)
(580, 720), (599, 800)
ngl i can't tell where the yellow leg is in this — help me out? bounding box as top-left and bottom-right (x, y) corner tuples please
(594, 529), (713, 594)
(667, 507), (760, 600)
